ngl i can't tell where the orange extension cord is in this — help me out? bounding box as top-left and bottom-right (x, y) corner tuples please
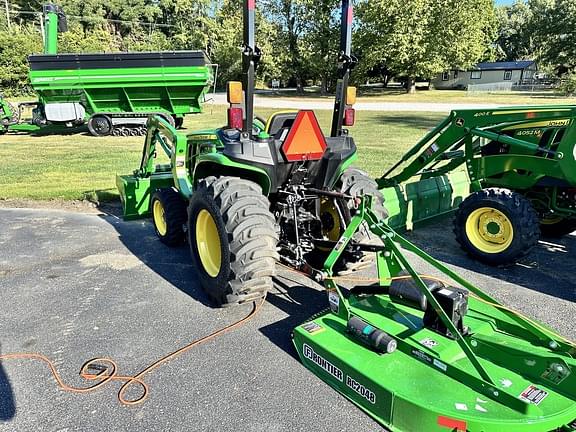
(1, 262), (574, 408)
(0, 298), (265, 406)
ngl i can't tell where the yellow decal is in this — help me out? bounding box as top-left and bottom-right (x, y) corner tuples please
(503, 119), (570, 131)
(190, 134), (217, 141)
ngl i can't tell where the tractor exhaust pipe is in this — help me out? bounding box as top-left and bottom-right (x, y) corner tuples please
(330, 0), (356, 137)
(242, 0), (260, 137)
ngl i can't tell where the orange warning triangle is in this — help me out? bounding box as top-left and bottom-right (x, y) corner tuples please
(281, 110), (327, 162)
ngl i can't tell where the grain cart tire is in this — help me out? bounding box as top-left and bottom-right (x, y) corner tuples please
(151, 188), (188, 247)
(539, 216), (576, 237)
(339, 168), (388, 242)
(188, 176), (279, 307)
(454, 188), (540, 265)
(87, 115), (112, 136)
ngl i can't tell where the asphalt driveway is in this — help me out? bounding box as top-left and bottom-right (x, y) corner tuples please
(0, 208), (574, 431)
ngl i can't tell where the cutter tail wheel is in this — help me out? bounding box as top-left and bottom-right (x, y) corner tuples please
(454, 188), (539, 265)
(151, 188), (188, 246)
(188, 176), (279, 307)
(539, 215), (576, 237)
(337, 168), (388, 272)
(339, 168), (388, 241)
(87, 114), (112, 136)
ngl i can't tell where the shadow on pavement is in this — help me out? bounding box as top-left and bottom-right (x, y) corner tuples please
(0, 344), (16, 421)
(96, 209), (213, 308)
(95, 199), (330, 358)
(405, 223), (576, 303)
(259, 277), (327, 359)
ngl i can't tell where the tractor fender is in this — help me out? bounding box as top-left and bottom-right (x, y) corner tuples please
(193, 156), (272, 195)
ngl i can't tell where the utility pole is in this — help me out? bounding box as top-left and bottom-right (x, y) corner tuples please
(4, 0), (10, 29)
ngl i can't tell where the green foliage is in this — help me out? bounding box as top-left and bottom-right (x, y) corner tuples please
(357, 0), (497, 91)
(0, 24), (42, 95)
(559, 72), (576, 96)
(495, 1), (536, 61)
(59, 23), (117, 52)
(530, 0), (576, 71)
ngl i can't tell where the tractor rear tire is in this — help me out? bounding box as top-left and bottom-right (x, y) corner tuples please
(453, 188), (540, 265)
(539, 216), (576, 237)
(339, 168), (388, 241)
(151, 188), (188, 247)
(188, 176), (279, 307)
(307, 168), (387, 273)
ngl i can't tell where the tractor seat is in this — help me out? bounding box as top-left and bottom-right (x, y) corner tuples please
(266, 111), (298, 138)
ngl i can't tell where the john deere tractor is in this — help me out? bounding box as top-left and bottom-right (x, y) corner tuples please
(117, 0), (385, 306)
(379, 105), (576, 265)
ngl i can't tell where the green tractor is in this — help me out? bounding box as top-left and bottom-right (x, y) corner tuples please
(117, 0), (385, 306)
(116, 2), (576, 430)
(0, 96), (19, 134)
(379, 106), (576, 265)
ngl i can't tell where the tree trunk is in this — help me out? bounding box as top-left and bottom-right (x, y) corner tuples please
(406, 76), (416, 94)
(383, 74), (391, 88)
(320, 76), (328, 96)
(296, 78), (304, 95)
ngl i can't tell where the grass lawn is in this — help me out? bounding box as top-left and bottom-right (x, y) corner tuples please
(260, 87), (576, 106)
(0, 104), (444, 202)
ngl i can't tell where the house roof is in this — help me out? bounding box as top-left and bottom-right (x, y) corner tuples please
(475, 61), (536, 71)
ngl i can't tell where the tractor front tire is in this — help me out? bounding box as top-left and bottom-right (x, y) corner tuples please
(151, 188), (188, 247)
(453, 188), (540, 265)
(188, 177), (279, 307)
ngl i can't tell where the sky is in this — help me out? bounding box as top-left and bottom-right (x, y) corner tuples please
(495, 0), (516, 5)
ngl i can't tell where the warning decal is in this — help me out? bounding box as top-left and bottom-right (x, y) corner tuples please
(519, 385), (548, 405)
(301, 321), (324, 335)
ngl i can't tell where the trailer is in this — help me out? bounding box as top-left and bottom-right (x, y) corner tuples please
(0, 4), (213, 136)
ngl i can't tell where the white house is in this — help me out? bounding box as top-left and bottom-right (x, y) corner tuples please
(432, 61), (538, 90)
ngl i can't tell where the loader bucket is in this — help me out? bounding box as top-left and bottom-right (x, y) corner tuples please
(380, 169), (470, 231)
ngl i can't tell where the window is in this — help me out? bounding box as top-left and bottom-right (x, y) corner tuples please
(442, 71), (449, 81)
(504, 70), (512, 81)
(470, 70), (482, 80)
(454, 70), (459, 79)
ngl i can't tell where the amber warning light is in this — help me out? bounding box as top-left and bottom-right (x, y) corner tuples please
(281, 111), (327, 162)
(227, 81), (244, 129)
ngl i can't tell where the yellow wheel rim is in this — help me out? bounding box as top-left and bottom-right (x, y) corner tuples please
(153, 200), (167, 236)
(196, 209), (222, 278)
(320, 198), (342, 241)
(465, 207), (514, 254)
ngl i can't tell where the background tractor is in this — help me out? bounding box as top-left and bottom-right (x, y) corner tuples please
(379, 106), (576, 265)
(117, 0), (386, 306)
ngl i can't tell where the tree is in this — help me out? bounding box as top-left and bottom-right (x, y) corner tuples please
(530, 0), (576, 74)
(208, 0), (283, 88)
(495, 1), (536, 61)
(357, 0), (497, 93)
(300, 0), (340, 95)
(0, 24), (42, 95)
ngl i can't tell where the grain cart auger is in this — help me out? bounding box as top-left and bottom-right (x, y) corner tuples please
(378, 106), (576, 265)
(0, 4), (213, 137)
(293, 195), (576, 432)
(117, 0), (387, 306)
